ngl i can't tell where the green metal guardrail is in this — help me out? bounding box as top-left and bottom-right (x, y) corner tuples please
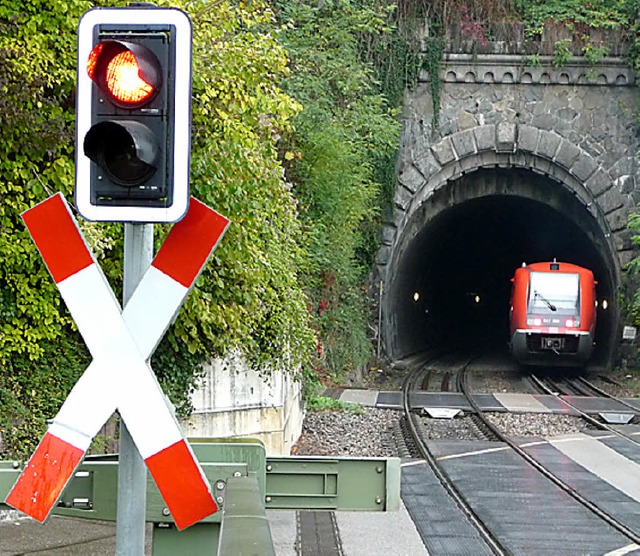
(0, 460), (21, 505)
(217, 476), (275, 556)
(1, 438), (401, 555)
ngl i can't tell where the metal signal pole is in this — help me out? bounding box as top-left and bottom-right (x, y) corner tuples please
(116, 222), (154, 555)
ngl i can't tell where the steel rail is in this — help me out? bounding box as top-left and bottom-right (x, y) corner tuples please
(462, 367), (640, 546)
(530, 374), (640, 449)
(402, 361), (509, 556)
(576, 376), (640, 414)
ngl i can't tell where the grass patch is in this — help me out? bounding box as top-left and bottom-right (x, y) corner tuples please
(306, 395), (364, 415)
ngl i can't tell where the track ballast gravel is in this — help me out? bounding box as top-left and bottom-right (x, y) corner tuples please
(292, 407), (597, 457)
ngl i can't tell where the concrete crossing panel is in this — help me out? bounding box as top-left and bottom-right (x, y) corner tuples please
(494, 393), (552, 413)
(548, 433), (640, 502)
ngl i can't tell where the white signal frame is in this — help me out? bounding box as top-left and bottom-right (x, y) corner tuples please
(75, 7), (192, 223)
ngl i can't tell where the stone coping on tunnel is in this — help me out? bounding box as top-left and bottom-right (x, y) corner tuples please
(394, 123), (624, 220)
(430, 54), (635, 87)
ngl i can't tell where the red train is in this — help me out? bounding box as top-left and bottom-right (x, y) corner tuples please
(509, 261), (597, 367)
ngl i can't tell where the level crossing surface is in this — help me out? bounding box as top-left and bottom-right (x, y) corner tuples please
(0, 503), (428, 555)
(5, 425), (640, 555)
(324, 387), (640, 415)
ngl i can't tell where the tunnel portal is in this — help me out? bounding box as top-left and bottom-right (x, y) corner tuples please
(384, 168), (617, 368)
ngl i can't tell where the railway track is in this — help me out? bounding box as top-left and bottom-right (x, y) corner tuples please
(402, 358), (508, 555)
(529, 373), (640, 448)
(461, 366), (640, 546)
(402, 358), (640, 553)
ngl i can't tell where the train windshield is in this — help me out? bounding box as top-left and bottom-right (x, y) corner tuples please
(528, 272), (580, 313)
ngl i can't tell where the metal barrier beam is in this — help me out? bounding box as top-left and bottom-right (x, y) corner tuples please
(2, 446), (401, 517)
(1, 439), (401, 555)
(0, 461), (21, 510)
(218, 476), (275, 556)
(152, 523), (221, 556)
(52, 439), (267, 524)
(265, 456), (401, 511)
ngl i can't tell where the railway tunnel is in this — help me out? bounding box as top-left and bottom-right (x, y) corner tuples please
(384, 167), (618, 368)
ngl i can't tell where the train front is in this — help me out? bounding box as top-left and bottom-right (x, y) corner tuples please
(509, 262), (596, 367)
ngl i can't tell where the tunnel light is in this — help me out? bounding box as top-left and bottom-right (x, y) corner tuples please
(413, 292), (420, 302)
(602, 299), (608, 310)
(474, 295), (481, 303)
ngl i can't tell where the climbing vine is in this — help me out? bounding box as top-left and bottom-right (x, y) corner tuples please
(0, 0), (315, 457)
(422, 35), (445, 132)
(0, 0), (637, 458)
(274, 0), (399, 382)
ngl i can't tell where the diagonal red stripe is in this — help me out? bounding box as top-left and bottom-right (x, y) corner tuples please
(5, 432), (85, 522)
(145, 439), (219, 530)
(152, 198), (229, 288)
(21, 194), (93, 283)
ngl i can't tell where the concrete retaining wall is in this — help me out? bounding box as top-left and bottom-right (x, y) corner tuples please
(181, 356), (304, 456)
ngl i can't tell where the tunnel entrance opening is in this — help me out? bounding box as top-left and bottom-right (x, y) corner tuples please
(385, 168), (616, 369)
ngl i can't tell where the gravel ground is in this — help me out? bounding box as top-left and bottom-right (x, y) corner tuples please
(417, 411), (593, 442)
(417, 415), (486, 441)
(588, 371), (640, 398)
(484, 412), (593, 438)
(468, 370), (527, 394)
(293, 364), (640, 457)
(292, 407), (399, 457)
(292, 407), (595, 457)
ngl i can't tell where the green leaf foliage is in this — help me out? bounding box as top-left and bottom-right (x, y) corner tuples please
(628, 0), (640, 80)
(0, 0), (316, 456)
(305, 394), (363, 414)
(626, 212), (640, 324)
(0, 333), (90, 460)
(514, 0), (629, 34)
(0, 0), (89, 364)
(274, 0), (399, 380)
(6, 0), (633, 459)
(179, 0), (315, 373)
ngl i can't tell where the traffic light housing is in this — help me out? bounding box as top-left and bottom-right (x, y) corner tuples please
(76, 7), (192, 223)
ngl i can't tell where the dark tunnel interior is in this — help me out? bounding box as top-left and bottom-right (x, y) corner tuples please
(387, 168), (616, 368)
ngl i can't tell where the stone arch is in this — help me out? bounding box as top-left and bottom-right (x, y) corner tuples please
(381, 123), (627, 366)
(392, 124), (625, 266)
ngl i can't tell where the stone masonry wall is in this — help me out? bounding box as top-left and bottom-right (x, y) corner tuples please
(372, 46), (638, 361)
(382, 54), (638, 273)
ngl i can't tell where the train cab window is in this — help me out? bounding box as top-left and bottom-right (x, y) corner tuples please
(527, 272), (580, 314)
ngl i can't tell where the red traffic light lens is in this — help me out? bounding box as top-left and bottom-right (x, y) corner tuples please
(104, 50), (155, 105)
(87, 41), (161, 108)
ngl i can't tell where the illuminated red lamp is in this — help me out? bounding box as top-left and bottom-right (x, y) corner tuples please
(75, 6), (193, 223)
(87, 41), (161, 108)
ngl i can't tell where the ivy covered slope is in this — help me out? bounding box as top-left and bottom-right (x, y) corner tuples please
(173, 0), (314, 375)
(0, 0), (402, 458)
(0, 0), (311, 459)
(0, 0), (94, 458)
(273, 0), (399, 384)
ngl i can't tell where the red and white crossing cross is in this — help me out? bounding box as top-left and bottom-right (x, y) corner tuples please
(5, 193), (230, 530)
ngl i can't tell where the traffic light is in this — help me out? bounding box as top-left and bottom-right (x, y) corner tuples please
(76, 7), (192, 223)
